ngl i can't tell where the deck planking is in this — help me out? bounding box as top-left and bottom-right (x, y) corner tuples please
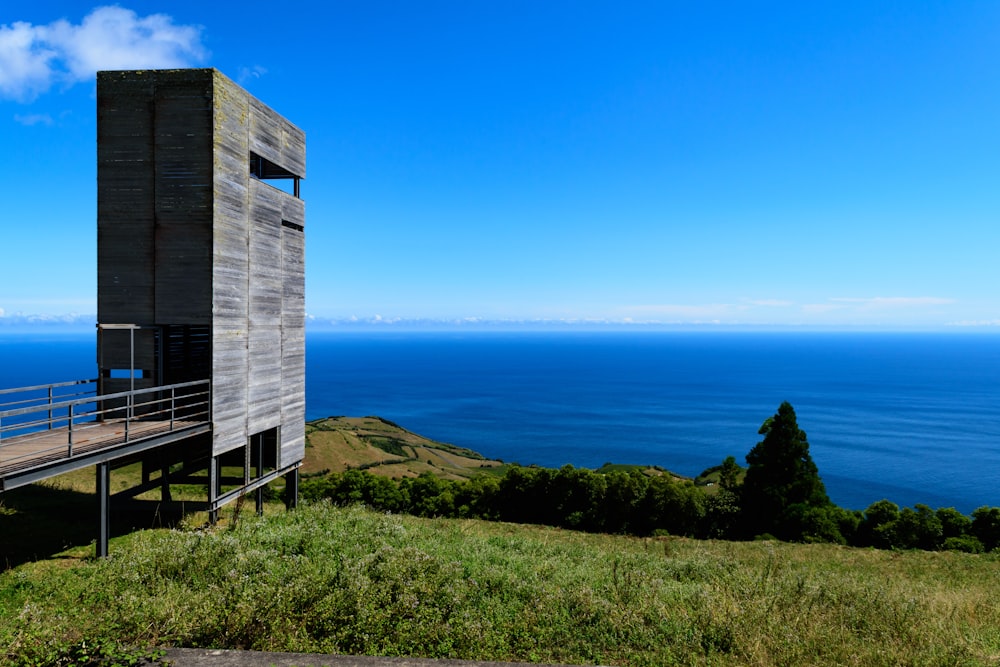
(0, 419), (205, 479)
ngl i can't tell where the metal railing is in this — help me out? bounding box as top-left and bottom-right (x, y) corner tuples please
(0, 379), (98, 428)
(0, 379), (210, 473)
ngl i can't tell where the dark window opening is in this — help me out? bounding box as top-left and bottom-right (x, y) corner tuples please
(281, 220), (304, 233)
(250, 427), (280, 479)
(217, 446), (248, 494)
(250, 151), (301, 198)
(162, 325), (211, 385)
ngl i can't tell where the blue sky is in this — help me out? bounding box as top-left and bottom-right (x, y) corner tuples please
(2, 1), (998, 329)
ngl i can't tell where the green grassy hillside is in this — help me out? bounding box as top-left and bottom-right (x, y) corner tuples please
(302, 416), (693, 483)
(0, 416), (505, 569)
(303, 416), (505, 479)
(2, 502), (999, 666)
(4, 416), (1000, 665)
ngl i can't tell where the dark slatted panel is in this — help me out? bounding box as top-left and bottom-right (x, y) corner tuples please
(162, 325), (211, 384)
(161, 324), (211, 418)
(153, 74), (214, 322)
(97, 221), (155, 324)
(97, 72), (156, 325)
(152, 79), (213, 219)
(154, 222), (212, 324)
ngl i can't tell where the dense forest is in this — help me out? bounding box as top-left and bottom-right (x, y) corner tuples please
(301, 402), (999, 553)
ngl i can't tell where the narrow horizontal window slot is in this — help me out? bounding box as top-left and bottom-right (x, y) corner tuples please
(106, 369), (145, 379)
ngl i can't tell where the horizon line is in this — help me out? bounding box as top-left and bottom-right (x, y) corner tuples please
(1, 313), (999, 334)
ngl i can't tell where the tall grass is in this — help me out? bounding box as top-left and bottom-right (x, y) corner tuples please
(2, 502), (999, 666)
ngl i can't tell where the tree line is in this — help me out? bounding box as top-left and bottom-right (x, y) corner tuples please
(300, 402), (1000, 552)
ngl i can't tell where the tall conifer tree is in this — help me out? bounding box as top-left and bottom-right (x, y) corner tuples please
(741, 402), (830, 539)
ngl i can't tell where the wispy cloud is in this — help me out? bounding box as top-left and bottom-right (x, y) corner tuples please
(801, 303), (845, 314)
(13, 112), (52, 125)
(615, 295), (960, 326)
(237, 65), (267, 84)
(0, 311), (95, 328)
(626, 303), (743, 322)
(0, 6), (207, 102)
(947, 319), (1000, 327)
(829, 296), (955, 307)
(744, 299), (793, 307)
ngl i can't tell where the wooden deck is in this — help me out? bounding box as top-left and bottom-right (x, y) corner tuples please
(0, 419), (203, 478)
(0, 378), (212, 491)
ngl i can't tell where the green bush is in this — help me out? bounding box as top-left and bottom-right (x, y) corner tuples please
(942, 535), (984, 554)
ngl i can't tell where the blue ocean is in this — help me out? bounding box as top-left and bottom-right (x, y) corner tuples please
(2, 331), (999, 514)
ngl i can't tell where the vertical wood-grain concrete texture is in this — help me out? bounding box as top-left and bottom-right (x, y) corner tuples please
(97, 69), (306, 473)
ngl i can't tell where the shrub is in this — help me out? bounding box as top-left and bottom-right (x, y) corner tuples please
(942, 535), (984, 553)
(971, 506), (1000, 552)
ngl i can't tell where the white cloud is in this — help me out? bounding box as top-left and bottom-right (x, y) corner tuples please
(829, 296), (955, 308)
(0, 311), (95, 328)
(745, 299), (793, 307)
(13, 112), (53, 125)
(801, 303), (845, 314)
(628, 303), (740, 320)
(0, 21), (56, 100)
(618, 296), (961, 326)
(0, 6), (207, 102)
(947, 319), (1000, 327)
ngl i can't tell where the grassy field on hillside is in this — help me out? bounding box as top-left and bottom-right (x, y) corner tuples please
(3, 417), (1000, 664)
(304, 416), (505, 479)
(2, 502), (1000, 666)
(0, 416), (502, 568)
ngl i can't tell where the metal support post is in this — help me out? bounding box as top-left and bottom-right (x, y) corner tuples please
(97, 462), (110, 558)
(129, 326), (135, 419)
(284, 468), (299, 510)
(208, 456), (219, 525)
(255, 434), (264, 516)
(161, 453), (173, 503)
(244, 441), (251, 486)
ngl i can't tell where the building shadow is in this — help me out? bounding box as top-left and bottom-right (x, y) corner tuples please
(0, 483), (192, 570)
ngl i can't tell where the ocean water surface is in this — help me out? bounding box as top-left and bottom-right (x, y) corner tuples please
(2, 331), (999, 513)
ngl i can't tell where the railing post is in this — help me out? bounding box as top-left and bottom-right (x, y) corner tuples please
(170, 386), (176, 430)
(47, 385), (53, 430)
(125, 392), (131, 442)
(67, 404), (74, 456)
